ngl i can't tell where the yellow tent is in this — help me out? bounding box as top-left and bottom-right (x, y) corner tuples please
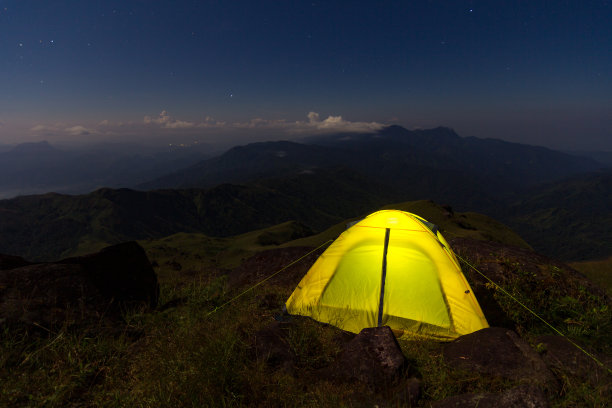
(285, 210), (488, 340)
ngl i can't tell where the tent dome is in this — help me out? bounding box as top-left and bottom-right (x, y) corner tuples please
(285, 210), (488, 340)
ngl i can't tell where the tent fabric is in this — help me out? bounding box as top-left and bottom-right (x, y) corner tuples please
(285, 210), (489, 340)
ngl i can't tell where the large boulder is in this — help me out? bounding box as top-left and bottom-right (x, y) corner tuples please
(444, 327), (558, 393)
(0, 242), (158, 330)
(331, 326), (408, 392)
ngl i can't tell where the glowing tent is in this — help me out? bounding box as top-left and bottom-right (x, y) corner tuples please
(285, 210), (488, 340)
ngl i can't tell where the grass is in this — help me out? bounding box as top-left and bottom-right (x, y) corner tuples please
(2, 205), (610, 407)
(4, 255), (609, 407)
(481, 261), (612, 352)
(286, 200), (532, 252)
(570, 256), (612, 295)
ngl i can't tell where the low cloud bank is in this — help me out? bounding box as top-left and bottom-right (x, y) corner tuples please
(25, 111), (386, 145)
(141, 110), (384, 134)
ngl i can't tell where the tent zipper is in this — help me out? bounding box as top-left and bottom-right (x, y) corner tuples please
(377, 228), (391, 327)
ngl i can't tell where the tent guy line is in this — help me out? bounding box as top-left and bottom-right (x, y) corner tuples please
(454, 252), (612, 374)
(204, 239), (333, 318)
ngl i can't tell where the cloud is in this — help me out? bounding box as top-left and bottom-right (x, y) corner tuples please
(144, 110), (196, 129)
(307, 111), (320, 123)
(141, 110), (385, 134)
(21, 111), (386, 146)
(31, 124), (54, 132)
(295, 112), (385, 133)
(226, 112), (385, 134)
(64, 125), (92, 136)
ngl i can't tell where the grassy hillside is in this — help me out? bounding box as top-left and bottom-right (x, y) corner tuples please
(506, 169), (612, 261)
(1, 165), (610, 263)
(2, 205), (609, 407)
(570, 256), (612, 295)
(285, 200), (531, 252)
(0, 169), (395, 261)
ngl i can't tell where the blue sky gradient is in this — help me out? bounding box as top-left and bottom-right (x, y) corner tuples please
(1, 1), (610, 150)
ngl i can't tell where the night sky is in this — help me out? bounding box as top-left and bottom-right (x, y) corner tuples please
(1, 1), (611, 150)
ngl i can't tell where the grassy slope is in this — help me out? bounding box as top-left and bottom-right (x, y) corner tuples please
(2, 201), (610, 407)
(285, 200), (531, 251)
(0, 168), (395, 261)
(506, 169), (612, 261)
(570, 256), (612, 295)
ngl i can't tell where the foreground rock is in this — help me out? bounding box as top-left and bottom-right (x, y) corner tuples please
(444, 327), (558, 393)
(325, 326), (421, 405)
(433, 384), (548, 408)
(331, 326), (408, 391)
(0, 242), (159, 330)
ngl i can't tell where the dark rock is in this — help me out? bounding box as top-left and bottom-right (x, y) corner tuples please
(252, 321), (295, 375)
(433, 384), (548, 408)
(441, 204), (454, 217)
(59, 242), (159, 308)
(536, 335), (612, 390)
(444, 327), (558, 393)
(0, 253), (31, 270)
(331, 326), (407, 392)
(0, 241), (158, 330)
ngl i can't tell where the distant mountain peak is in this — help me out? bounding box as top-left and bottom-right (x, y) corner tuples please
(11, 140), (56, 154)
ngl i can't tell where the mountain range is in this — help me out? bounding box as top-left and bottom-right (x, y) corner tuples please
(0, 125), (609, 262)
(0, 140), (212, 198)
(141, 126), (600, 195)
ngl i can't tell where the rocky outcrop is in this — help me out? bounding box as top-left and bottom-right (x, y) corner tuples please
(325, 326), (421, 406)
(444, 327), (558, 393)
(330, 326), (408, 391)
(0, 242), (158, 330)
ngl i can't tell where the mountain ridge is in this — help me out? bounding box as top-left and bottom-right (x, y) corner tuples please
(141, 125), (600, 200)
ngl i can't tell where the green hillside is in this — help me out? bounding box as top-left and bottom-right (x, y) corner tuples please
(570, 257), (612, 295)
(140, 200), (531, 293)
(0, 169), (395, 261)
(3, 204), (609, 407)
(506, 169), (612, 261)
(0, 167), (610, 263)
